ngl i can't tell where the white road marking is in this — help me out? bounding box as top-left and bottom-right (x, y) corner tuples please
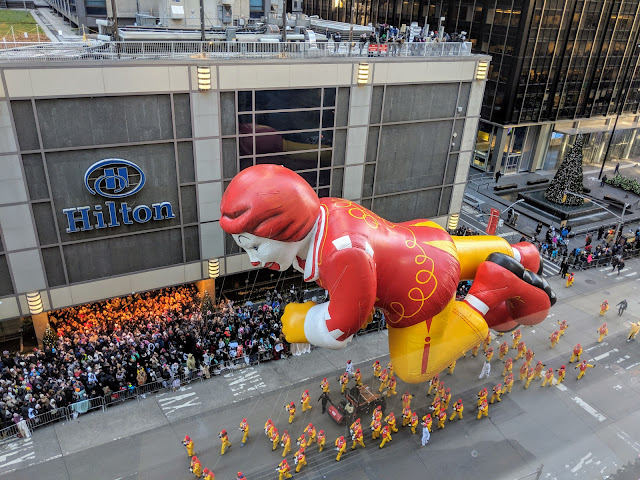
(157, 386), (201, 415)
(570, 452), (592, 473)
(613, 385), (622, 390)
(616, 429), (640, 453)
(572, 397), (606, 422)
(625, 272), (638, 277)
(626, 362), (640, 370)
(615, 356), (630, 363)
(555, 383), (567, 391)
(226, 367), (267, 396)
(591, 348), (619, 361)
(585, 342), (607, 352)
(0, 439), (35, 470)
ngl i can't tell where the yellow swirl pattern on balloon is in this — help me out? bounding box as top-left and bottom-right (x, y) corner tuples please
(330, 199), (438, 324)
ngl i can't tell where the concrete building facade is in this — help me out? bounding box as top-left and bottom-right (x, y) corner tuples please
(0, 54), (488, 336)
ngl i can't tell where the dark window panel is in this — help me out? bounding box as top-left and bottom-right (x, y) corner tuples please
(445, 154), (458, 185)
(318, 187), (330, 198)
(360, 198), (372, 210)
(320, 149), (332, 168)
(255, 152), (318, 171)
(36, 96), (173, 149)
(220, 93), (236, 135)
(42, 247), (66, 287)
(32, 202), (58, 246)
(439, 186), (453, 216)
(366, 126), (379, 163)
(173, 94), (192, 139)
(255, 89), (321, 110)
(336, 87), (350, 126)
(324, 88), (336, 107)
(225, 232), (241, 255)
(320, 129), (334, 147)
(331, 167), (344, 197)
(383, 84), (458, 122)
(319, 168), (331, 187)
(238, 91), (253, 112)
(177, 142), (195, 184)
(184, 225), (200, 262)
(254, 111), (321, 133)
(21, 153), (49, 201)
(298, 170), (317, 188)
(63, 229), (184, 283)
(370, 86), (384, 124)
(11, 100), (39, 151)
(333, 129), (347, 165)
(222, 138), (237, 178)
(363, 164), (376, 197)
(322, 109), (335, 128)
(0, 255), (14, 296)
(180, 185), (198, 224)
(375, 122), (451, 195)
(240, 158), (253, 171)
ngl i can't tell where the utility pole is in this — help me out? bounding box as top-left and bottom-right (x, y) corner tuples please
(109, 0), (120, 41)
(199, 0), (205, 41)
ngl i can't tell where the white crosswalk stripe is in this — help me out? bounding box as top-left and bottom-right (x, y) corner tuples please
(541, 258), (560, 277)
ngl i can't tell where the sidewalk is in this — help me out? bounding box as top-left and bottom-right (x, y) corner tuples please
(466, 159), (640, 242)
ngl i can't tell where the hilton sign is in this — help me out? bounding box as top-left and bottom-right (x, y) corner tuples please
(63, 159), (175, 233)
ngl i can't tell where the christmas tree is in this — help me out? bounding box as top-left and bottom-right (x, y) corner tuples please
(544, 134), (584, 205)
(42, 325), (56, 347)
(201, 291), (213, 316)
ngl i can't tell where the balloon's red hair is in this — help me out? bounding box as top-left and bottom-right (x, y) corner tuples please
(220, 164), (320, 242)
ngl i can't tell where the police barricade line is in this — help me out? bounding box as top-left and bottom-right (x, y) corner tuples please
(26, 409), (69, 430)
(67, 396), (107, 419)
(0, 423), (23, 442)
(13, 323), (372, 437)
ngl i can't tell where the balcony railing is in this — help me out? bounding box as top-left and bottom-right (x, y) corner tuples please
(0, 40), (474, 63)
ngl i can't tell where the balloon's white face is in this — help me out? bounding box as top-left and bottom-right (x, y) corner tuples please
(233, 233), (303, 272)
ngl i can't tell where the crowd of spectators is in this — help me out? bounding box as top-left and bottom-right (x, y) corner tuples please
(0, 284), (298, 435)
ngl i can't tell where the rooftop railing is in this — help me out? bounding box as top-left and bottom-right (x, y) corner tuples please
(0, 40), (474, 63)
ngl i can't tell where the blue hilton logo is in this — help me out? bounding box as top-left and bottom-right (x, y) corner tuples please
(63, 159), (175, 233)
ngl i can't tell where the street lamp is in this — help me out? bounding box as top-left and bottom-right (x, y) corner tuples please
(564, 190), (629, 240)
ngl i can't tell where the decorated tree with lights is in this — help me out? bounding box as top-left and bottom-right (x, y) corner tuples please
(201, 291), (213, 316)
(42, 325), (56, 347)
(544, 134), (584, 206)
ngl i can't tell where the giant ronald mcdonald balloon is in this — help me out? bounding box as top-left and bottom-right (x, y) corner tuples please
(220, 165), (556, 384)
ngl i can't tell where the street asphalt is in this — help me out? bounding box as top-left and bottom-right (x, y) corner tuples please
(2, 250), (640, 479)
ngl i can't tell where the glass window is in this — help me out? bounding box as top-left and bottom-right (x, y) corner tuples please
(256, 152), (319, 171)
(255, 89), (322, 110)
(238, 91), (253, 112)
(323, 88), (336, 107)
(255, 111), (321, 133)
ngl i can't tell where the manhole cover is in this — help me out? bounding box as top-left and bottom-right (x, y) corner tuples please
(585, 279), (596, 285)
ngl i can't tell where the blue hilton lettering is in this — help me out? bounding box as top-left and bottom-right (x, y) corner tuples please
(63, 201), (175, 233)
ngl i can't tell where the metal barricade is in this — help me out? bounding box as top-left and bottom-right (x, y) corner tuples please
(0, 423), (24, 442)
(26, 409), (69, 429)
(67, 396), (106, 419)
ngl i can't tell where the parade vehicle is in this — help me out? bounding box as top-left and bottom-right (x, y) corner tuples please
(327, 385), (386, 424)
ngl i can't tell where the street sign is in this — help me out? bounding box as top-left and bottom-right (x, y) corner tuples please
(486, 207), (501, 235)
